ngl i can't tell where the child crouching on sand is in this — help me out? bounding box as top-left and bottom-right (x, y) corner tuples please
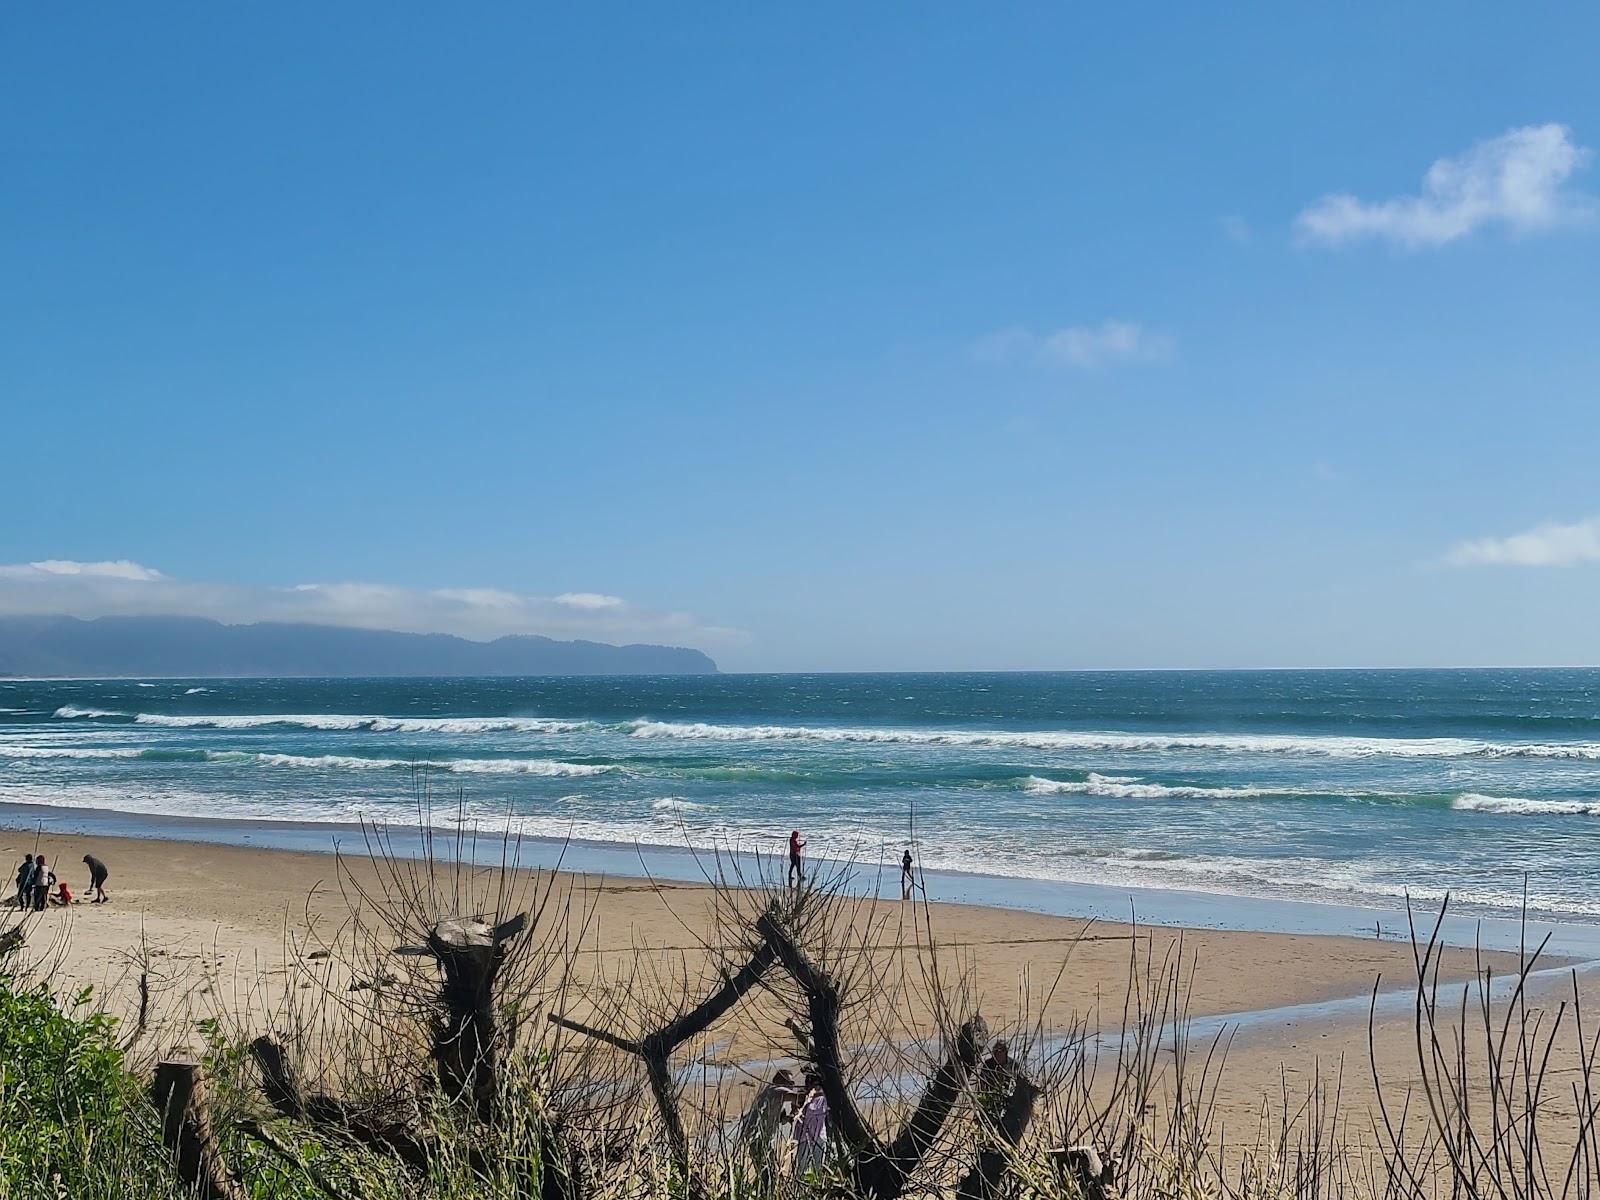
(50, 879), (74, 907)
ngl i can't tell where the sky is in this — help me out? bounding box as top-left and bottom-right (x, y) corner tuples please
(3, 5), (1599, 672)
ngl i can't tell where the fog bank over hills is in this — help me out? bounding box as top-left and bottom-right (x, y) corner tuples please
(0, 615), (718, 678)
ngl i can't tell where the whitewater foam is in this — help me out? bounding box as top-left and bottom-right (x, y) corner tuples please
(2, 745), (145, 760)
(650, 797), (704, 813)
(127, 712), (597, 735)
(3, 744), (619, 776)
(1452, 793), (1600, 817)
(1023, 773), (1285, 800)
(626, 719), (1600, 761)
(51, 707), (1600, 761)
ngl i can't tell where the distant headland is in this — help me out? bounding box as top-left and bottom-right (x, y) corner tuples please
(0, 615), (718, 678)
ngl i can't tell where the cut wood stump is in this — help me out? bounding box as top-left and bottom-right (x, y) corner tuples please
(151, 1059), (246, 1200)
(396, 912), (527, 1121)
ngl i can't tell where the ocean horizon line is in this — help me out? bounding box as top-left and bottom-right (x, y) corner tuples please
(9, 663), (1600, 681)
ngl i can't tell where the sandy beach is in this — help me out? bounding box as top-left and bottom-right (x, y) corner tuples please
(3, 824), (1579, 1153)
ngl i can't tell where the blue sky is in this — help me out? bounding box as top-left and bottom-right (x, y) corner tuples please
(4, 5), (1599, 671)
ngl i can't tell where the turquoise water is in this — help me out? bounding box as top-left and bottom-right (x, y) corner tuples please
(3, 670), (1600, 922)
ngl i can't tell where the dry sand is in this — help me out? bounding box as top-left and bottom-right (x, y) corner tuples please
(1, 827), (1586, 1150)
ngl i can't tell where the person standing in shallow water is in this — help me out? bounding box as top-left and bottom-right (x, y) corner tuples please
(788, 830), (806, 886)
(83, 854), (109, 904)
(901, 848), (915, 899)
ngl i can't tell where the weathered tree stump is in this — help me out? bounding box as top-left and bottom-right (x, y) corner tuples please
(955, 1072), (1042, 1199)
(151, 1059), (246, 1200)
(397, 911), (526, 1121)
(1049, 1144), (1117, 1200)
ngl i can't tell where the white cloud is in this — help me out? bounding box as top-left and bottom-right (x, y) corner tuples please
(0, 560), (738, 647)
(974, 320), (1173, 369)
(554, 592), (625, 610)
(1296, 124), (1594, 248)
(0, 559), (165, 582)
(1441, 516), (1600, 568)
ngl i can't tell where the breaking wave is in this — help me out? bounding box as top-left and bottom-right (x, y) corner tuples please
(1452, 793), (1600, 817)
(625, 719), (1600, 761)
(252, 753), (618, 777)
(3, 744), (617, 777)
(132, 712), (597, 735)
(48, 707), (1600, 763)
(1022, 773), (1286, 800)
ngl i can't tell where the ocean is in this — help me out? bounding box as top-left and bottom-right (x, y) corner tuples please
(2, 670), (1599, 923)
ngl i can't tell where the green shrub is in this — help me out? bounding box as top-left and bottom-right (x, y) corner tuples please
(0, 977), (180, 1199)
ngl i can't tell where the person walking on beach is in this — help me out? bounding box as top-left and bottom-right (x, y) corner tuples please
(31, 855), (52, 912)
(901, 848), (915, 899)
(792, 1074), (828, 1177)
(83, 854), (109, 904)
(14, 855), (35, 910)
(788, 829), (806, 887)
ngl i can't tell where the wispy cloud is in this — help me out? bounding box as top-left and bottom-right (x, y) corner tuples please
(554, 592), (626, 610)
(974, 320), (1173, 369)
(1296, 124), (1594, 248)
(1441, 516), (1600, 568)
(0, 559), (739, 647)
(2, 559), (165, 582)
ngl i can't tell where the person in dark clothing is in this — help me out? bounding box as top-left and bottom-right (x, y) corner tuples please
(31, 855), (52, 912)
(15, 855), (35, 909)
(788, 830), (806, 887)
(83, 854), (109, 903)
(901, 849), (915, 899)
(977, 1040), (1020, 1120)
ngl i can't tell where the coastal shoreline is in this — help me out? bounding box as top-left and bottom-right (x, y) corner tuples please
(5, 796), (1599, 958)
